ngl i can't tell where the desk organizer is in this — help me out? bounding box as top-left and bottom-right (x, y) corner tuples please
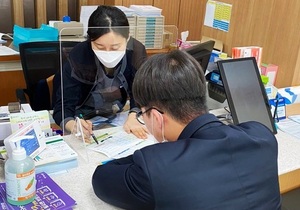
(13, 24), (58, 48)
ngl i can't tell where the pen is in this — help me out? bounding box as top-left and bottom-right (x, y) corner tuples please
(273, 96), (279, 123)
(79, 114), (99, 144)
(100, 136), (112, 142)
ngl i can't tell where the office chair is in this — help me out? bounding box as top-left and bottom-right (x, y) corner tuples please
(16, 41), (80, 111)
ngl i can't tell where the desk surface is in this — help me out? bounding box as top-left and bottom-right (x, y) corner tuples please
(0, 123), (300, 209)
(0, 54), (20, 62)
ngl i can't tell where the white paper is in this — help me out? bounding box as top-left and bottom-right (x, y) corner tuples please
(277, 118), (300, 139)
(0, 46), (19, 55)
(87, 130), (155, 158)
(9, 110), (51, 133)
(204, 1), (216, 27)
(203, 0), (232, 32)
(288, 115), (300, 124)
(79, 6), (98, 37)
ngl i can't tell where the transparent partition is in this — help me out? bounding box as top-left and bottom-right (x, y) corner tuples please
(55, 25), (178, 162)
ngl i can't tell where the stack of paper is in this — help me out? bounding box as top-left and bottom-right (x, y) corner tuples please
(129, 5), (162, 16)
(0, 46), (19, 56)
(116, 6), (136, 16)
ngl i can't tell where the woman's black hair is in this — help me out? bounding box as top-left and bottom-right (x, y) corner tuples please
(87, 5), (129, 41)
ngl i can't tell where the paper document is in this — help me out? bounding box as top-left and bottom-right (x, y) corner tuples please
(0, 46), (19, 55)
(277, 118), (300, 139)
(204, 0), (232, 32)
(87, 129), (156, 158)
(9, 110), (51, 133)
(34, 135), (78, 166)
(288, 115), (300, 124)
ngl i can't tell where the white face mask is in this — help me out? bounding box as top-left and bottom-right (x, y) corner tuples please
(93, 50), (126, 68)
(151, 111), (168, 143)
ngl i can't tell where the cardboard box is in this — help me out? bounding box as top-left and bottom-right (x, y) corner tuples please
(201, 36), (223, 51)
(261, 63), (278, 85)
(278, 86), (300, 105)
(209, 50), (221, 62)
(232, 46), (263, 66)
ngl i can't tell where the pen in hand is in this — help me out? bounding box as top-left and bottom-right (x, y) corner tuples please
(79, 114), (99, 144)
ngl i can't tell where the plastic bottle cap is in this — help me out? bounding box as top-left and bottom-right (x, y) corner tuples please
(11, 136), (34, 161)
(63, 16), (71, 22)
(12, 140), (26, 161)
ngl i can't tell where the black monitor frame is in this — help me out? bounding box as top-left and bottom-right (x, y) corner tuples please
(217, 57), (277, 134)
(184, 40), (215, 73)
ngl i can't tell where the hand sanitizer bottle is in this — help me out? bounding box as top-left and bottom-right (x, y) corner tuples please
(4, 136), (36, 206)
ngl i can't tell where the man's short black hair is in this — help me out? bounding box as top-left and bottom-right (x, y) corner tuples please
(133, 50), (208, 124)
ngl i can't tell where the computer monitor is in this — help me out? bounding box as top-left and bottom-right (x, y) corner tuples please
(217, 57), (277, 134)
(184, 40), (215, 73)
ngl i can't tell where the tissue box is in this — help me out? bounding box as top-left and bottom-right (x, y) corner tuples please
(13, 24), (58, 48)
(278, 86), (300, 105)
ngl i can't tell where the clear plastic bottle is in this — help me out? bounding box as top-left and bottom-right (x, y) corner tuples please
(4, 136), (36, 206)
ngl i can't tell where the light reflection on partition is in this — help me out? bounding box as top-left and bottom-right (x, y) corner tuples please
(56, 25), (178, 162)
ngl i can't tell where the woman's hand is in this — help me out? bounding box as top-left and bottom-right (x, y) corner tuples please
(65, 119), (93, 143)
(123, 113), (149, 139)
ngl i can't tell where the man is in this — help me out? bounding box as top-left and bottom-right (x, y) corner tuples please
(92, 50), (281, 209)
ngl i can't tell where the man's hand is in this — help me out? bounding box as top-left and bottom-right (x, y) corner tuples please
(123, 112), (149, 139)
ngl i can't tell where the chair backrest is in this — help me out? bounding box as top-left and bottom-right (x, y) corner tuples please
(19, 41), (80, 110)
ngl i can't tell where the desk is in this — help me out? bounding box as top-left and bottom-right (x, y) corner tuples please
(0, 55), (20, 62)
(0, 45), (21, 71)
(1, 112), (300, 209)
(278, 132), (300, 193)
(0, 53), (23, 106)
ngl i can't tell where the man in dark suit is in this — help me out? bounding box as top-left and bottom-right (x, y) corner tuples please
(92, 50), (281, 210)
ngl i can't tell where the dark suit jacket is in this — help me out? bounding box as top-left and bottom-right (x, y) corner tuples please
(92, 114), (281, 210)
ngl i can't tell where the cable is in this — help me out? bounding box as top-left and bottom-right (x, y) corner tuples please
(0, 33), (13, 40)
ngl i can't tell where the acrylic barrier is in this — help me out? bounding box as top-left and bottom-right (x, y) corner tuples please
(57, 25), (178, 162)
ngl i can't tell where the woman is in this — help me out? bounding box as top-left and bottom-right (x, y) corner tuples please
(53, 5), (148, 139)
